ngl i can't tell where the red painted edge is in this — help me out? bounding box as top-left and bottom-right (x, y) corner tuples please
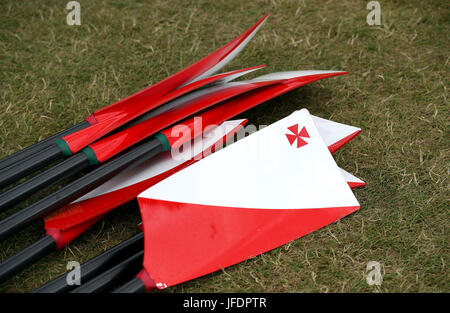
(85, 114), (98, 125)
(329, 130), (361, 154)
(45, 228), (66, 250)
(348, 181), (366, 189)
(136, 268), (156, 291)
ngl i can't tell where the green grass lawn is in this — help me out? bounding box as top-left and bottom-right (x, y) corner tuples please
(0, 0), (448, 292)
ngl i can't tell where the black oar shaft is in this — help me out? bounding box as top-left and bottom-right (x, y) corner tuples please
(113, 277), (147, 293)
(0, 121), (89, 171)
(0, 97), (179, 190)
(0, 138), (162, 241)
(0, 235), (56, 283)
(71, 251), (144, 293)
(33, 232), (143, 293)
(0, 153), (90, 213)
(0, 144), (63, 189)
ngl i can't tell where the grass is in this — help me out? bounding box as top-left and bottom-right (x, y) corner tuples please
(0, 0), (448, 292)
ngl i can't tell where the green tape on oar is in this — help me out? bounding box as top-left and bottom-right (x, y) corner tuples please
(154, 133), (171, 151)
(81, 147), (99, 166)
(54, 139), (72, 157)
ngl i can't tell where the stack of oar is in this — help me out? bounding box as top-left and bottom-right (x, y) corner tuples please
(0, 15), (354, 292)
(33, 109), (364, 293)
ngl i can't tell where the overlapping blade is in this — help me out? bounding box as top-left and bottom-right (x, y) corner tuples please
(136, 109), (360, 289)
(62, 15), (268, 154)
(88, 69), (345, 163)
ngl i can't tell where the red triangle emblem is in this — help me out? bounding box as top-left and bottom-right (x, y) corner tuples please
(285, 133), (297, 146)
(297, 137), (308, 148)
(299, 126), (309, 138)
(287, 124), (298, 135)
(286, 124), (309, 148)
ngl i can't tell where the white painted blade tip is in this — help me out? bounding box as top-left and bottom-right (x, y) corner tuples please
(218, 65), (266, 83)
(250, 70), (347, 82)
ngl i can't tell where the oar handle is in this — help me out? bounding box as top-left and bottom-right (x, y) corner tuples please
(0, 121), (90, 171)
(0, 152), (91, 213)
(71, 251), (144, 293)
(113, 277), (147, 293)
(0, 138), (162, 242)
(0, 144), (63, 189)
(0, 235), (56, 284)
(33, 232), (144, 293)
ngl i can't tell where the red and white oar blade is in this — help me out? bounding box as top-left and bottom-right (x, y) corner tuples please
(43, 72), (352, 244)
(62, 15), (268, 154)
(183, 15), (268, 86)
(93, 14), (268, 121)
(311, 115), (361, 153)
(137, 109), (360, 289)
(90, 71), (321, 163)
(146, 65), (266, 114)
(156, 69), (348, 151)
(43, 120), (247, 248)
(309, 115), (363, 188)
(340, 168), (366, 188)
(44, 112), (361, 239)
(62, 65), (264, 155)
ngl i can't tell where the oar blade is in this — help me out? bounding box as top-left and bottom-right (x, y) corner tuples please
(88, 78), (280, 163)
(137, 109), (361, 289)
(44, 114), (361, 246)
(62, 16), (268, 155)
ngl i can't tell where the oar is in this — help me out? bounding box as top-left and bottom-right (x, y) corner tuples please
(0, 122), (89, 171)
(0, 70), (346, 253)
(32, 232), (144, 293)
(0, 15), (267, 187)
(0, 72), (274, 243)
(39, 164), (366, 293)
(0, 66), (263, 213)
(33, 75), (358, 293)
(62, 120), (364, 293)
(114, 109), (364, 293)
(0, 120), (246, 284)
(0, 70), (346, 221)
(0, 66), (263, 190)
(71, 250), (144, 293)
